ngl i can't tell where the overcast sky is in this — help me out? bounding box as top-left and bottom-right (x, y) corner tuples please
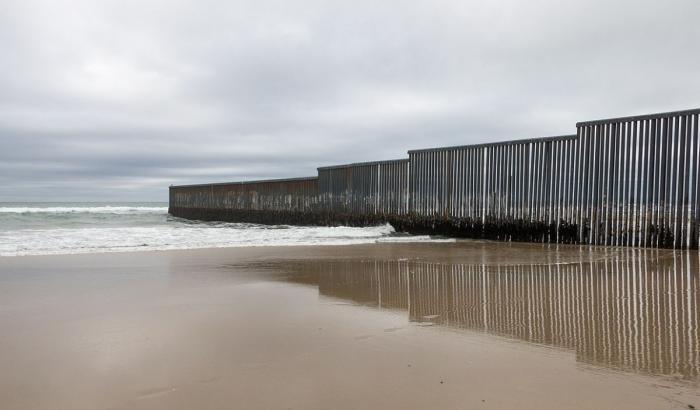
(1, 0), (699, 201)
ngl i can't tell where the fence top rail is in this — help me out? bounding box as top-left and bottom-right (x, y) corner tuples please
(576, 108), (700, 127)
(317, 158), (409, 171)
(407, 134), (577, 154)
(170, 176), (318, 189)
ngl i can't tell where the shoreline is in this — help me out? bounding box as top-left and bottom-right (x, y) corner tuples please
(0, 236), (686, 262)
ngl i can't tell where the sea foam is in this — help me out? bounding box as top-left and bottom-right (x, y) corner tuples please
(0, 206), (168, 214)
(0, 203), (451, 256)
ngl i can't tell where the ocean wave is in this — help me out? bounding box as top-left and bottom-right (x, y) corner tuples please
(0, 203), (452, 257)
(0, 206), (168, 214)
(0, 223), (451, 257)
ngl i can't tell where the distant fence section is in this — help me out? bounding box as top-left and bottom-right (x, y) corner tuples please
(169, 177), (320, 224)
(169, 108), (700, 249)
(318, 159), (409, 218)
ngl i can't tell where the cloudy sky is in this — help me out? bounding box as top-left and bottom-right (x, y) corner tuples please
(1, 0), (699, 201)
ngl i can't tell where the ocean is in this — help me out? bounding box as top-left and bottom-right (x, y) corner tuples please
(0, 202), (449, 257)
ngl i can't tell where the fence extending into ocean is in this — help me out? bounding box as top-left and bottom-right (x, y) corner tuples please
(169, 108), (700, 249)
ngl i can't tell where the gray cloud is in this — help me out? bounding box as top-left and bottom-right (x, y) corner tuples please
(1, 0), (699, 201)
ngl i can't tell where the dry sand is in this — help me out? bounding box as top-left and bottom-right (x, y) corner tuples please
(0, 241), (698, 409)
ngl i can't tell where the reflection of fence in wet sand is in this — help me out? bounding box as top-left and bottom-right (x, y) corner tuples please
(298, 251), (699, 378)
(316, 260), (409, 310)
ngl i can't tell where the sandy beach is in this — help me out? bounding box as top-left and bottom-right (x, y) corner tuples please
(1, 241), (699, 409)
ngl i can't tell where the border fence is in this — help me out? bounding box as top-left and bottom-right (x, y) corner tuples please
(169, 108), (700, 249)
(318, 159), (409, 217)
(168, 177), (319, 225)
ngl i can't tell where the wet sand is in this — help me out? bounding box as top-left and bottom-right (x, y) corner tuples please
(0, 241), (699, 409)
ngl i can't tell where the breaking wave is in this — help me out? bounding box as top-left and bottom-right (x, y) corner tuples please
(0, 206), (168, 214)
(0, 202), (451, 256)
